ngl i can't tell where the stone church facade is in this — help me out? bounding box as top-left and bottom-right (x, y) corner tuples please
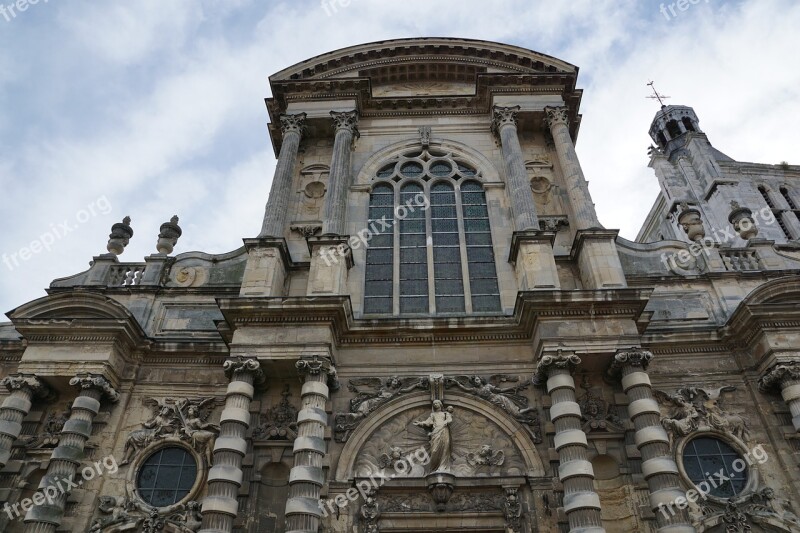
(1, 38), (800, 533)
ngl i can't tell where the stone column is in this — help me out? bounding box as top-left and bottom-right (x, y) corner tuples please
(759, 361), (800, 431)
(24, 374), (119, 533)
(259, 113), (307, 238)
(0, 374), (52, 469)
(285, 356), (338, 533)
(492, 105), (539, 231)
(321, 111), (358, 237)
(200, 357), (265, 533)
(534, 352), (604, 533)
(608, 349), (695, 533)
(544, 106), (600, 230)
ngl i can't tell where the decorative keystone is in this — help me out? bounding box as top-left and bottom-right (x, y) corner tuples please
(107, 216), (133, 256)
(156, 215), (183, 255)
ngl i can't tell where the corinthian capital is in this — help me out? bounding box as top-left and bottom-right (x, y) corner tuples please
(69, 373), (120, 403)
(331, 110), (359, 137)
(759, 361), (800, 392)
(544, 106), (569, 129)
(533, 350), (582, 386)
(223, 356), (265, 386)
(608, 348), (654, 377)
(296, 355), (339, 390)
(280, 112), (307, 136)
(1, 373), (54, 401)
(491, 105), (520, 132)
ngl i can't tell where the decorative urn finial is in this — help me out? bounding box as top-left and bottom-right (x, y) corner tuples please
(106, 216), (133, 256)
(156, 215), (182, 255)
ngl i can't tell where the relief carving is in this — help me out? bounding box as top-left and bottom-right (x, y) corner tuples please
(444, 375), (542, 443)
(88, 496), (202, 532)
(252, 385), (298, 441)
(24, 410), (69, 449)
(360, 490), (380, 533)
(334, 376), (430, 442)
(577, 376), (623, 433)
(504, 488), (523, 533)
(654, 386), (749, 442)
(120, 397), (223, 466)
(466, 444), (504, 467)
(413, 400), (453, 472)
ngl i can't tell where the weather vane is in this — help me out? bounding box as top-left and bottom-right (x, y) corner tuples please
(646, 81), (671, 107)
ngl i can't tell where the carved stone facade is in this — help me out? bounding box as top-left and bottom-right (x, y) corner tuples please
(1, 37), (800, 533)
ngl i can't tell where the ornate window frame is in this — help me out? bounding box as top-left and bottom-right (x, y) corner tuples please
(363, 148), (502, 316)
(126, 438), (207, 514)
(674, 430), (759, 504)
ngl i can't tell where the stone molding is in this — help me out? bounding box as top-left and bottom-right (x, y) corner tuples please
(491, 105), (520, 132)
(222, 356), (265, 386)
(759, 361), (800, 392)
(533, 351), (582, 385)
(544, 105), (569, 128)
(1, 373), (54, 400)
(279, 112), (306, 135)
(330, 110), (359, 137)
(607, 348), (654, 377)
(69, 373), (120, 403)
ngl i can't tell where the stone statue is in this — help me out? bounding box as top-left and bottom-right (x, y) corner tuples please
(121, 401), (177, 465)
(177, 399), (220, 465)
(446, 375), (537, 421)
(413, 400), (453, 472)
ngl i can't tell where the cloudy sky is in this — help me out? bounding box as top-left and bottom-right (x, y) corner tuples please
(0, 0), (798, 312)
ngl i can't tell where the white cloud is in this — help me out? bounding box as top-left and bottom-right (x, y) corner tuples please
(1, 0), (798, 310)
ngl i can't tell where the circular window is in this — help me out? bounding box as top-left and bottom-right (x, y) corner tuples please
(137, 447), (198, 507)
(682, 437), (748, 498)
(400, 162), (423, 178)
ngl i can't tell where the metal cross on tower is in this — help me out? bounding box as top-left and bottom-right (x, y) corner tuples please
(646, 81), (671, 106)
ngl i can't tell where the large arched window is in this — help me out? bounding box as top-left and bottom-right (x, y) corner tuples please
(363, 150), (501, 316)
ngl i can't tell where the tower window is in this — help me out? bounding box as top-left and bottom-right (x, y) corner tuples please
(666, 120), (682, 138)
(364, 150), (501, 316)
(681, 117), (696, 132)
(759, 186), (794, 240)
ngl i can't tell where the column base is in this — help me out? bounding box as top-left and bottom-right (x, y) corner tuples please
(509, 231), (560, 289)
(307, 236), (353, 296)
(570, 230), (627, 289)
(240, 238), (293, 297)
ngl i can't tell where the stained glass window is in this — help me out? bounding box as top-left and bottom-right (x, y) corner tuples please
(364, 151), (501, 315)
(682, 437), (748, 498)
(137, 447), (197, 507)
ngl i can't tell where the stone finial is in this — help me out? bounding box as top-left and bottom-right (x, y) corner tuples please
(156, 215), (183, 255)
(728, 202), (758, 240)
(69, 373), (120, 403)
(107, 216), (133, 256)
(677, 204), (706, 242)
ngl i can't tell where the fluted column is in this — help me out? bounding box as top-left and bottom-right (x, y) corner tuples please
(0, 374), (53, 468)
(534, 352), (604, 533)
(759, 361), (800, 431)
(200, 357), (265, 533)
(322, 110), (359, 236)
(608, 349), (695, 533)
(285, 356), (338, 533)
(259, 113), (307, 238)
(492, 106), (539, 231)
(24, 374), (119, 533)
(544, 106), (600, 230)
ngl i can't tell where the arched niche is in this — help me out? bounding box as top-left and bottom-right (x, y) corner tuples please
(334, 391), (545, 482)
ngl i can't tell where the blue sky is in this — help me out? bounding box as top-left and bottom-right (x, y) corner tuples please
(1, 0), (798, 312)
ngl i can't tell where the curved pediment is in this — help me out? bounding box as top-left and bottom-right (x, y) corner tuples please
(270, 37), (577, 84)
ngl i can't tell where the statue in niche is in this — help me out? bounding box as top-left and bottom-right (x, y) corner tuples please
(445, 375), (540, 432)
(413, 400), (453, 472)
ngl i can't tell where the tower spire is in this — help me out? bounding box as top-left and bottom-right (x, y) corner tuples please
(646, 81), (671, 107)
